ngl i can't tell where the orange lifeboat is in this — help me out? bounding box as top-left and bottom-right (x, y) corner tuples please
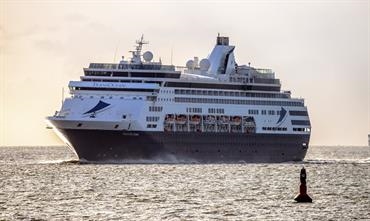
(190, 115), (201, 125)
(164, 114), (175, 124)
(230, 116), (241, 126)
(175, 115), (187, 124)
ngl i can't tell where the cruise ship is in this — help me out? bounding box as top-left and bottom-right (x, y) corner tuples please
(47, 35), (311, 163)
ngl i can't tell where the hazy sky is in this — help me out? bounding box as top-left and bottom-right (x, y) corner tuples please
(0, 0), (369, 146)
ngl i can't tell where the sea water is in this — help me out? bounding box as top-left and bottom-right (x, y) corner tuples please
(0, 146), (369, 220)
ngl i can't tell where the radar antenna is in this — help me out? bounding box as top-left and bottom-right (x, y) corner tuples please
(136, 34), (148, 52)
(130, 34), (149, 63)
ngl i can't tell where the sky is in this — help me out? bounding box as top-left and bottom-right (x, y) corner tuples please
(0, 0), (369, 146)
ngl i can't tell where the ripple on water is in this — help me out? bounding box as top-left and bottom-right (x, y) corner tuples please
(0, 146), (369, 220)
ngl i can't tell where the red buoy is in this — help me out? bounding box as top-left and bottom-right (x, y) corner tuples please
(294, 167), (312, 203)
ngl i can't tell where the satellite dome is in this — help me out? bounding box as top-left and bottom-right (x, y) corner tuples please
(199, 58), (210, 71)
(143, 51), (153, 62)
(186, 60), (194, 69)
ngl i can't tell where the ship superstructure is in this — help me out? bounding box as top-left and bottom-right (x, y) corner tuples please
(47, 35), (311, 163)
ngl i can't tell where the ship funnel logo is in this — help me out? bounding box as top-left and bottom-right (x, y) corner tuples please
(276, 107), (287, 125)
(83, 100), (111, 115)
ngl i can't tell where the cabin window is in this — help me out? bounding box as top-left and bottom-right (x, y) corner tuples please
(146, 124), (157, 128)
(149, 106), (163, 112)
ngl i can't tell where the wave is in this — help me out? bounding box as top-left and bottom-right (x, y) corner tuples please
(37, 159), (80, 165)
(77, 153), (201, 165)
(303, 158), (370, 164)
(36, 157), (370, 165)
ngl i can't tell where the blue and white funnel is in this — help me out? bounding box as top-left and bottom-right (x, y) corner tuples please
(208, 35), (237, 75)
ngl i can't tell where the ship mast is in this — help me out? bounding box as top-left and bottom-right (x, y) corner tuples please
(130, 34), (148, 64)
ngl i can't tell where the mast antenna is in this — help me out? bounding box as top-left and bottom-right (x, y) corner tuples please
(130, 34), (148, 63)
(135, 34), (148, 54)
(113, 42), (119, 63)
(61, 87), (64, 106)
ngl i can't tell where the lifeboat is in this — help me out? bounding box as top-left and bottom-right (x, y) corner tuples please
(219, 115), (230, 124)
(204, 115), (216, 124)
(175, 115), (187, 124)
(230, 116), (242, 126)
(164, 114), (175, 124)
(244, 116), (256, 127)
(190, 115), (201, 125)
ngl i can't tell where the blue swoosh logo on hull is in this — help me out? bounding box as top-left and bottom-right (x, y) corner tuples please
(83, 100), (111, 115)
(276, 107), (287, 124)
